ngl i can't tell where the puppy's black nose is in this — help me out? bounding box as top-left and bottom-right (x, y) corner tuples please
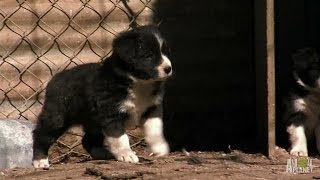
(164, 66), (172, 74)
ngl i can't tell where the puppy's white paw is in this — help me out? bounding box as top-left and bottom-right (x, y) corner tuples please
(287, 125), (308, 156)
(33, 158), (50, 168)
(290, 145), (308, 157)
(114, 149), (139, 163)
(149, 141), (170, 157)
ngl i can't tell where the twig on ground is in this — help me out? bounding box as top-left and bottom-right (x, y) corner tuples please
(228, 145), (233, 152)
(182, 148), (190, 156)
(56, 139), (82, 150)
(130, 138), (145, 148)
(127, 132), (140, 139)
(50, 149), (90, 164)
(56, 140), (71, 149)
(69, 139), (82, 149)
(181, 148), (205, 165)
(50, 150), (73, 164)
(85, 167), (152, 179)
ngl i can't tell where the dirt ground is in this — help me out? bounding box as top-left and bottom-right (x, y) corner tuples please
(1, 146), (320, 180)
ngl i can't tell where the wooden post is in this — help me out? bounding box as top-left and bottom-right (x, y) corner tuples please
(255, 0), (275, 157)
(266, 0), (275, 157)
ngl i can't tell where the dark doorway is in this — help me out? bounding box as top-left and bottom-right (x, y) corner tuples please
(275, 0), (320, 151)
(152, 0), (257, 152)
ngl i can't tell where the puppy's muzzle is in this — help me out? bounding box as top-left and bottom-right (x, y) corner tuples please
(157, 54), (172, 79)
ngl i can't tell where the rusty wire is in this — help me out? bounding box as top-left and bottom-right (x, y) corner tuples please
(0, 0), (161, 121)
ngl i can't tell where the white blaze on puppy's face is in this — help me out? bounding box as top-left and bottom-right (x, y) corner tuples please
(294, 74), (308, 88)
(155, 33), (164, 48)
(157, 55), (172, 79)
(154, 33), (172, 79)
(287, 125), (308, 156)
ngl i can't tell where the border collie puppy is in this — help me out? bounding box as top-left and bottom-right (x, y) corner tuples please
(32, 25), (172, 168)
(283, 48), (320, 156)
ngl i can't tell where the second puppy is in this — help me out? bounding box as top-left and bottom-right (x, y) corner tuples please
(283, 48), (320, 156)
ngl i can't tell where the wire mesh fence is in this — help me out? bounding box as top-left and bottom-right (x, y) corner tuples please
(0, 0), (161, 121)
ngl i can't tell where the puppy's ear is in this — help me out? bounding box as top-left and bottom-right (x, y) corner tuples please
(112, 32), (139, 61)
(292, 47), (319, 70)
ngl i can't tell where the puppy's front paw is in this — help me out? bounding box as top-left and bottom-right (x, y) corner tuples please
(287, 125), (308, 156)
(114, 149), (139, 163)
(33, 158), (50, 168)
(149, 141), (170, 157)
(290, 146), (308, 157)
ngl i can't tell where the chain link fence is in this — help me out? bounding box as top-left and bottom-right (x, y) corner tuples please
(0, 0), (161, 121)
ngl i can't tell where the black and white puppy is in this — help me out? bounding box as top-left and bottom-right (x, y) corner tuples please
(283, 48), (320, 156)
(32, 25), (172, 168)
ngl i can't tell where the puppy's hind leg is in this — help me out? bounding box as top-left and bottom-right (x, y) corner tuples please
(32, 112), (68, 168)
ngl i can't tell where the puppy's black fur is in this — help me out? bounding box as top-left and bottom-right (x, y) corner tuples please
(283, 48), (320, 156)
(32, 25), (172, 166)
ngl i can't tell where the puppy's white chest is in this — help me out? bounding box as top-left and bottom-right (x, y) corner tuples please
(294, 93), (320, 132)
(119, 83), (162, 129)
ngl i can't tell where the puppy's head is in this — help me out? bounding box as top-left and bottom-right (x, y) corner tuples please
(112, 25), (172, 81)
(293, 48), (320, 89)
